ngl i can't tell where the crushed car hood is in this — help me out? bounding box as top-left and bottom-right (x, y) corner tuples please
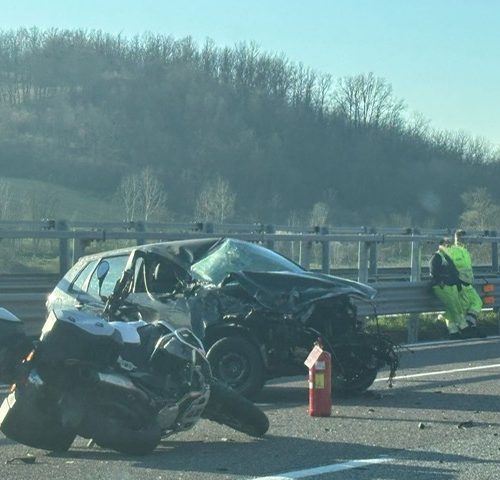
(223, 270), (377, 313)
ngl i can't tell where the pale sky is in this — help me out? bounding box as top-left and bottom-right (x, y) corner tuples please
(1, 0), (499, 146)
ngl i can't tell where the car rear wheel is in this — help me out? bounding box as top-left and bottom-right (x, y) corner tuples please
(332, 367), (379, 396)
(207, 336), (266, 398)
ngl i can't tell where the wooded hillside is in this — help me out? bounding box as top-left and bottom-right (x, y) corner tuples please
(1, 28), (499, 229)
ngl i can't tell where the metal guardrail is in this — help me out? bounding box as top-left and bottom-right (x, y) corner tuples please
(0, 273), (60, 293)
(363, 279), (499, 313)
(356, 278), (500, 342)
(0, 293), (47, 337)
(1, 221), (500, 341)
(2, 278), (499, 342)
(1, 220), (499, 279)
(358, 278), (500, 316)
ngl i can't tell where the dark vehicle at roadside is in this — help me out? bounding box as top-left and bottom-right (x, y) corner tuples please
(47, 237), (398, 398)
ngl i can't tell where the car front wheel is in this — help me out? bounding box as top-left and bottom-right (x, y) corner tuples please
(207, 336), (266, 398)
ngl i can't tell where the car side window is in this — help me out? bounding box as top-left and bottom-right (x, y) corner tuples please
(87, 255), (129, 298)
(148, 261), (179, 294)
(70, 259), (99, 293)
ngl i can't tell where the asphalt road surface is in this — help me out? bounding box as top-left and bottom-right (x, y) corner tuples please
(1, 336), (499, 480)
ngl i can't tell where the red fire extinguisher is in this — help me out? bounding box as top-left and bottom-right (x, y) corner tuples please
(304, 338), (332, 417)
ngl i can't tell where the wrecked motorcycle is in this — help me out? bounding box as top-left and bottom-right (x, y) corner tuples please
(0, 260), (269, 455)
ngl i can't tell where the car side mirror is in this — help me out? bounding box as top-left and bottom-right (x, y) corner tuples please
(96, 260), (110, 297)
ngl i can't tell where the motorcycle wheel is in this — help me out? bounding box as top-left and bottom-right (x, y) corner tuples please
(207, 336), (266, 398)
(81, 409), (161, 456)
(202, 378), (269, 437)
(332, 367), (379, 396)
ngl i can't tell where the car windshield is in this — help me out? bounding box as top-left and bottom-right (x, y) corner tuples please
(190, 239), (304, 284)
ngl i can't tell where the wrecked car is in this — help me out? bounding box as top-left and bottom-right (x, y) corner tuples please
(47, 237), (398, 398)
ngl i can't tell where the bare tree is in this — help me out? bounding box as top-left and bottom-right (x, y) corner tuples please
(309, 202), (329, 267)
(459, 187), (500, 230)
(24, 185), (59, 221)
(0, 179), (25, 220)
(23, 185), (60, 252)
(0, 180), (11, 219)
(195, 175), (235, 224)
(116, 167), (167, 221)
(434, 129), (496, 164)
(309, 202), (329, 227)
(333, 72), (405, 129)
(405, 111), (431, 140)
(116, 174), (141, 221)
(459, 187), (500, 264)
(313, 73), (333, 113)
(463, 135), (495, 164)
(141, 167), (168, 221)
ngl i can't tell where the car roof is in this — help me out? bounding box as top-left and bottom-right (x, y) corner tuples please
(77, 237), (224, 265)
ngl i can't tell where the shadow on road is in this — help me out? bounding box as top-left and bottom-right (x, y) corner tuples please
(31, 433), (498, 480)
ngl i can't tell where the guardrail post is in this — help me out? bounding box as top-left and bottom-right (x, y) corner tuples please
(57, 220), (70, 275)
(358, 240), (369, 284)
(490, 230), (498, 273)
(203, 222), (214, 234)
(135, 221), (146, 245)
(489, 230), (500, 334)
(368, 228), (378, 280)
(265, 224), (276, 250)
(320, 227), (330, 273)
(300, 240), (311, 270)
(410, 233), (422, 282)
(407, 231), (422, 343)
(72, 239), (85, 266)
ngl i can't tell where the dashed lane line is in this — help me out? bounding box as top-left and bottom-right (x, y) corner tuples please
(376, 362), (500, 382)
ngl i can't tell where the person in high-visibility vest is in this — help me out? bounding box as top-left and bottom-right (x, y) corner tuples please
(446, 229), (486, 338)
(429, 238), (470, 339)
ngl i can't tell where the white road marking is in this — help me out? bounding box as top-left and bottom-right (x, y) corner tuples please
(251, 457), (392, 479)
(254, 341), (500, 480)
(376, 362), (500, 382)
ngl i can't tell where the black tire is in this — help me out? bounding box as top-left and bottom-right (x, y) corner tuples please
(93, 418), (161, 456)
(207, 336), (266, 398)
(332, 367), (378, 396)
(80, 408), (161, 456)
(202, 378), (269, 437)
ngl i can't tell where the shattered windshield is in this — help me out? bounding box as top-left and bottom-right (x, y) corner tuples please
(190, 239), (304, 284)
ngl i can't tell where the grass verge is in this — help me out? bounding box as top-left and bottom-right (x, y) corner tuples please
(370, 311), (499, 344)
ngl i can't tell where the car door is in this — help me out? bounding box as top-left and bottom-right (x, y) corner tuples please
(80, 254), (130, 309)
(122, 255), (194, 330)
(47, 254), (130, 313)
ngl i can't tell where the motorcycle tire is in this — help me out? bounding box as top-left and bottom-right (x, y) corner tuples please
(82, 410), (161, 456)
(207, 336), (266, 399)
(202, 377), (269, 437)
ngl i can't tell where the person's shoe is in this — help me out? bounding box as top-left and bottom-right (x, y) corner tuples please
(449, 331), (463, 340)
(468, 326), (487, 339)
(465, 314), (477, 327)
(459, 326), (474, 338)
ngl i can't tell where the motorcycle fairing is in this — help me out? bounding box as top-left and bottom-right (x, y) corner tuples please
(38, 309), (123, 369)
(0, 371), (77, 452)
(109, 320), (148, 345)
(0, 309), (32, 384)
(42, 309), (122, 341)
